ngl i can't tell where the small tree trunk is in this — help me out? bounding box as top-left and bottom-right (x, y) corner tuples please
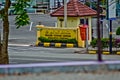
(0, 23), (9, 64)
(1, 16), (9, 64)
(0, 0), (10, 64)
(0, 12), (9, 64)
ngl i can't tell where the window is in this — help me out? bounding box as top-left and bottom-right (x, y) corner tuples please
(80, 18), (88, 25)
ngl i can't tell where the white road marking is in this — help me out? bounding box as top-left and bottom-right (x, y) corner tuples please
(29, 22), (33, 31)
(8, 43), (31, 46)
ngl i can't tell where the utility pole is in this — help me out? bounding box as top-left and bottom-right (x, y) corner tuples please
(107, 0), (116, 54)
(63, 0), (64, 4)
(0, 20), (2, 55)
(0, 30), (1, 56)
(64, 0), (67, 27)
(97, 0), (102, 61)
(109, 20), (112, 54)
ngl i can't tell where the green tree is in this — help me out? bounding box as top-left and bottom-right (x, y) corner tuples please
(0, 0), (30, 64)
(116, 27), (120, 35)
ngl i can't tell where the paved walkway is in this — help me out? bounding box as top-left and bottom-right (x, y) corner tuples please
(1, 72), (120, 80)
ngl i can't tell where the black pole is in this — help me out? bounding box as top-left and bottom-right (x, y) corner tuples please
(0, 31), (1, 54)
(97, 0), (102, 61)
(109, 20), (112, 54)
(63, 0), (64, 4)
(100, 19), (103, 38)
(57, 0), (61, 8)
(100, 15), (104, 38)
(54, 0), (56, 8)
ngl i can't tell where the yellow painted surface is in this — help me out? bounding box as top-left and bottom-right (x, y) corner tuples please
(77, 27), (85, 47)
(88, 51), (111, 55)
(40, 28), (77, 40)
(57, 17), (64, 28)
(44, 42), (50, 47)
(67, 17), (79, 27)
(36, 29), (41, 45)
(88, 17), (92, 44)
(55, 43), (61, 47)
(36, 25), (45, 45)
(36, 25), (45, 28)
(57, 17), (79, 28)
(66, 44), (74, 48)
(117, 52), (120, 55)
(103, 52), (110, 55)
(88, 50), (96, 54)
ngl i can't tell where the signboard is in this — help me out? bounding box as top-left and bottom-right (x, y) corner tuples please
(107, 0), (116, 19)
(40, 28), (77, 40)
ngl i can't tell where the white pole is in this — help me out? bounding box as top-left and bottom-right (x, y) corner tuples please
(64, 0), (67, 27)
(86, 26), (88, 50)
(35, 0), (37, 13)
(55, 22), (57, 27)
(29, 22), (33, 31)
(105, 23), (110, 38)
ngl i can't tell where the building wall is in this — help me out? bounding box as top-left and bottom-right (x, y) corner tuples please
(1, 0), (120, 16)
(57, 17), (79, 28)
(0, 0), (50, 14)
(57, 16), (92, 45)
(117, 1), (120, 17)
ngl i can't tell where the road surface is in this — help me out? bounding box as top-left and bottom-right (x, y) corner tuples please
(1, 14), (120, 64)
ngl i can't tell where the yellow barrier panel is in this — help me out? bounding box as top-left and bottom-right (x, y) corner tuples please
(66, 44), (74, 48)
(117, 52), (120, 55)
(55, 43), (61, 47)
(88, 50), (96, 54)
(44, 43), (50, 47)
(103, 52), (110, 55)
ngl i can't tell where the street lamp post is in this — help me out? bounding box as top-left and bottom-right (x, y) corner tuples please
(97, 0), (102, 61)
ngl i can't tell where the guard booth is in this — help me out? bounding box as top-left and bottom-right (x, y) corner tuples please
(50, 0), (97, 47)
(36, 0), (97, 47)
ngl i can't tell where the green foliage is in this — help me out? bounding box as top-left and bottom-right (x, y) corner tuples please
(101, 38), (109, 48)
(90, 38), (115, 48)
(91, 2), (97, 10)
(90, 38), (97, 47)
(38, 37), (77, 43)
(0, 9), (5, 19)
(13, 0), (31, 28)
(15, 12), (30, 28)
(116, 27), (120, 35)
(85, 2), (90, 7)
(115, 38), (120, 47)
(13, 0), (30, 14)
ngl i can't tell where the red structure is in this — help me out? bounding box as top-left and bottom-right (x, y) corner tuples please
(79, 24), (89, 40)
(50, 0), (97, 17)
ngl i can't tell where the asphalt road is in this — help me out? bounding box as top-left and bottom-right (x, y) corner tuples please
(8, 45), (120, 64)
(1, 14), (120, 64)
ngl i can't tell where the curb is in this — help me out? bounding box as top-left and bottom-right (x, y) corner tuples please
(37, 42), (78, 48)
(1, 61), (120, 75)
(88, 50), (120, 55)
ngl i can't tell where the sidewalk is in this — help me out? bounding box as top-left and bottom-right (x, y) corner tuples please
(1, 72), (120, 80)
(1, 61), (120, 80)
